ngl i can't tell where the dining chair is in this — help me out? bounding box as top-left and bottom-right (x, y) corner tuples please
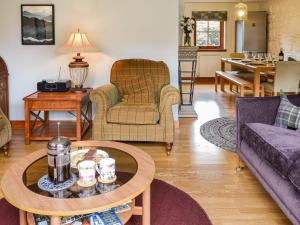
(262, 61), (300, 96)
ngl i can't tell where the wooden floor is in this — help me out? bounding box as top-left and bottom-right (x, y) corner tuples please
(0, 84), (291, 225)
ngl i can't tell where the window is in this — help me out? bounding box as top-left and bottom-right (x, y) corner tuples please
(194, 20), (225, 50)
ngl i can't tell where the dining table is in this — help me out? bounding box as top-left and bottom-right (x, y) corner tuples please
(221, 58), (275, 97)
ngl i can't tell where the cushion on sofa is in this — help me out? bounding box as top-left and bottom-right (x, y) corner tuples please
(241, 123), (300, 178)
(274, 92), (300, 131)
(107, 103), (159, 125)
(116, 75), (156, 104)
(289, 158), (300, 191)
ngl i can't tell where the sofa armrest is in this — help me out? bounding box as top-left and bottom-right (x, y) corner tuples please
(159, 85), (180, 113)
(236, 96), (282, 152)
(90, 84), (120, 110)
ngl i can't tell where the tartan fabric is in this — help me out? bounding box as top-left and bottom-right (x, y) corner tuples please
(0, 115), (5, 130)
(111, 59), (170, 103)
(275, 93), (300, 131)
(118, 75), (156, 104)
(107, 103), (159, 125)
(0, 108), (11, 148)
(90, 59), (180, 143)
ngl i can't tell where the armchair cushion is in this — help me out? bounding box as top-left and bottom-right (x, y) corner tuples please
(107, 103), (159, 125)
(0, 115), (5, 130)
(118, 75), (156, 104)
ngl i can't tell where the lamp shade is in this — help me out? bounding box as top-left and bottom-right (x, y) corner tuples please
(63, 29), (98, 53)
(235, 2), (248, 21)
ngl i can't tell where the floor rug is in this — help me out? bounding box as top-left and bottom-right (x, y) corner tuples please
(0, 179), (212, 225)
(200, 117), (236, 152)
(179, 105), (198, 118)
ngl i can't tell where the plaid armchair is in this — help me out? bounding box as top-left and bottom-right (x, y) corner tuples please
(90, 59), (180, 155)
(0, 108), (11, 156)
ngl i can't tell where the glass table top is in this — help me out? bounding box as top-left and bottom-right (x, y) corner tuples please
(24, 147), (138, 199)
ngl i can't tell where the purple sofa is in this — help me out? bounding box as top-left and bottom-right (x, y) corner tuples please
(236, 95), (300, 225)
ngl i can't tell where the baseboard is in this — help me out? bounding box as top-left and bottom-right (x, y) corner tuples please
(10, 120), (25, 129)
(10, 120), (78, 129)
(11, 120), (181, 130)
(174, 120), (180, 129)
(181, 77), (215, 84)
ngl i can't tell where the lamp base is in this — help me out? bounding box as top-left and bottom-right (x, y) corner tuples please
(71, 87), (88, 93)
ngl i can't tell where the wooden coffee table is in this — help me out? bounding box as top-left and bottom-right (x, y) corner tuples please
(0, 141), (155, 225)
(23, 89), (93, 145)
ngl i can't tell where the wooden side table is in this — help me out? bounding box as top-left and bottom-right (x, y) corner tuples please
(23, 89), (92, 145)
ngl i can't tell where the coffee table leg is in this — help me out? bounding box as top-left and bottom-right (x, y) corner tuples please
(142, 186), (151, 225)
(19, 210), (27, 225)
(51, 216), (61, 225)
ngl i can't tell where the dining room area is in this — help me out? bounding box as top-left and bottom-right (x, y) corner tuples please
(179, 0), (300, 109)
(215, 53), (300, 98)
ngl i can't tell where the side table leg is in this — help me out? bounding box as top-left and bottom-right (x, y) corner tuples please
(19, 210), (27, 225)
(142, 186), (151, 225)
(51, 216), (61, 225)
(44, 111), (49, 125)
(76, 106), (81, 141)
(24, 102), (30, 145)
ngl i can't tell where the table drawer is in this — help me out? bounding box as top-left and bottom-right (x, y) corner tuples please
(29, 101), (76, 110)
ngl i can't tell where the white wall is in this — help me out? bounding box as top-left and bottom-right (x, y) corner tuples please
(183, 2), (266, 77)
(0, 0), (179, 120)
(266, 0), (300, 60)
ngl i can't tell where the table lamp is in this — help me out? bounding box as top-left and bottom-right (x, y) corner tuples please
(63, 29), (97, 92)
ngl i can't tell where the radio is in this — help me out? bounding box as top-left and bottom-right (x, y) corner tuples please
(37, 80), (71, 92)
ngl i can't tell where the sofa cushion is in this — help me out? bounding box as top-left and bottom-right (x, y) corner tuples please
(274, 93), (300, 131)
(241, 123), (300, 178)
(107, 103), (159, 125)
(289, 159), (300, 191)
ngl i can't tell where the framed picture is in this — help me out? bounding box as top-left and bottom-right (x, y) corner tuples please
(21, 4), (55, 45)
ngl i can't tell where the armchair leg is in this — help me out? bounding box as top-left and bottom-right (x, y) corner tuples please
(165, 142), (173, 156)
(2, 143), (9, 157)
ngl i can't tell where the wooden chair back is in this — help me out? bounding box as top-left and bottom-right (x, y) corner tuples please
(274, 61), (300, 93)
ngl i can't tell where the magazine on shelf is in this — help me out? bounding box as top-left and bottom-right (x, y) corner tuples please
(34, 203), (131, 225)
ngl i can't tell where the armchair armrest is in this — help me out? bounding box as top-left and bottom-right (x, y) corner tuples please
(90, 84), (120, 109)
(159, 85), (180, 113)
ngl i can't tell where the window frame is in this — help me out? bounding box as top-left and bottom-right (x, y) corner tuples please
(194, 20), (225, 51)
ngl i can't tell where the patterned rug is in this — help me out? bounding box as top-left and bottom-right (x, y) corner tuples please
(0, 179), (212, 225)
(200, 117), (236, 152)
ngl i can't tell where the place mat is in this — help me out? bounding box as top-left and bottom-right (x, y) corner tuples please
(38, 173), (77, 192)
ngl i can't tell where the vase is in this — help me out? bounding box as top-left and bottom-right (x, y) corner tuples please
(184, 33), (191, 47)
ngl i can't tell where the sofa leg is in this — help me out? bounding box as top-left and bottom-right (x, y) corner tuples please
(235, 156), (245, 172)
(2, 143), (9, 157)
(165, 142), (173, 156)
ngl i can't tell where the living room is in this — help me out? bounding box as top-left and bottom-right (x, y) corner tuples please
(0, 0), (300, 225)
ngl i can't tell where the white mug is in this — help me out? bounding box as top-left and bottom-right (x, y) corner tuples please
(96, 158), (116, 183)
(78, 160), (96, 186)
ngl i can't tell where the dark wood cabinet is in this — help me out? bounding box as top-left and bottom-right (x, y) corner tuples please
(0, 57), (9, 118)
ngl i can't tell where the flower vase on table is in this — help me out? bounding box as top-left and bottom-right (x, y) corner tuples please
(180, 16), (195, 47)
(184, 33), (191, 46)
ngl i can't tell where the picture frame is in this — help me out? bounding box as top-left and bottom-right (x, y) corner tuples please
(21, 4), (55, 45)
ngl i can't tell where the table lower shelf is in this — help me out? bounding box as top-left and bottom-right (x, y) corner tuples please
(26, 200), (135, 225)
(30, 121), (90, 141)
